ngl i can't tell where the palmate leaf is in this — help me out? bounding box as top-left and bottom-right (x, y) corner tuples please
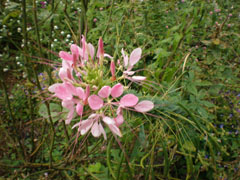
(38, 103), (62, 123)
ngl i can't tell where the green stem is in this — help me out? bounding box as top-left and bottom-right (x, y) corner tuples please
(80, 0), (89, 36)
(32, 0), (56, 168)
(107, 137), (116, 179)
(116, 152), (124, 180)
(27, 89), (35, 156)
(62, 121), (70, 141)
(32, 0), (53, 84)
(0, 78), (25, 159)
(102, 0), (114, 38)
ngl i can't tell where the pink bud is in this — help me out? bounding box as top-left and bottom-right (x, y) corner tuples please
(99, 7), (103, 11)
(97, 37), (104, 59)
(227, 24), (231, 27)
(73, 53), (77, 66)
(93, 18), (97, 22)
(81, 35), (87, 60)
(84, 85), (90, 105)
(110, 60), (116, 81)
(166, 25), (169, 29)
(210, 11), (213, 15)
(229, 13), (232, 17)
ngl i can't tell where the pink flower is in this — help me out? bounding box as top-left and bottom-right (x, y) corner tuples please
(59, 36), (95, 65)
(48, 37), (155, 140)
(58, 60), (73, 82)
(49, 82), (89, 124)
(121, 48), (146, 81)
(72, 114), (122, 140)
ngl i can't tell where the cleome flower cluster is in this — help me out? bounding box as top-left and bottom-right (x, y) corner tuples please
(48, 36), (154, 140)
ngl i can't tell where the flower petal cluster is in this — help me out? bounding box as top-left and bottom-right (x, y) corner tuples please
(48, 36), (154, 140)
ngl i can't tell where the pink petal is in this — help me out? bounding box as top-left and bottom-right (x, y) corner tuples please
(97, 37), (104, 58)
(72, 118), (94, 133)
(80, 119), (94, 135)
(76, 103), (83, 116)
(78, 47), (84, 59)
(59, 68), (68, 82)
(64, 82), (77, 96)
(88, 113), (97, 119)
(104, 53), (113, 59)
(120, 94), (139, 107)
(117, 106), (122, 115)
(98, 86), (111, 98)
(123, 70), (135, 76)
(62, 100), (74, 109)
(72, 122), (80, 129)
(59, 51), (73, 61)
(62, 59), (72, 69)
(55, 84), (72, 100)
(131, 76), (146, 81)
(134, 100), (154, 112)
(111, 83), (123, 98)
(108, 124), (122, 137)
(70, 44), (80, 57)
(88, 95), (103, 110)
(102, 116), (115, 125)
(85, 85), (90, 97)
(121, 48), (128, 67)
(91, 122), (101, 137)
(81, 35), (88, 60)
(76, 87), (85, 100)
(114, 114), (124, 127)
(129, 48), (142, 67)
(48, 83), (61, 93)
(65, 108), (75, 124)
(99, 123), (107, 140)
(88, 43), (95, 59)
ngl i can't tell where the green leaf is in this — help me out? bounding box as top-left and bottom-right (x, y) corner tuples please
(38, 103), (61, 123)
(183, 141), (196, 152)
(88, 162), (102, 173)
(201, 101), (215, 108)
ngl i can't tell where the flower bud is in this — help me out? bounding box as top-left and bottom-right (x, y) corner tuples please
(97, 37), (104, 59)
(110, 60), (116, 81)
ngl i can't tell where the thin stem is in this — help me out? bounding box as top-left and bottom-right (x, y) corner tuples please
(107, 137), (116, 179)
(32, 0), (56, 168)
(32, 0), (54, 84)
(62, 121), (70, 141)
(102, 0), (114, 38)
(0, 78), (25, 159)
